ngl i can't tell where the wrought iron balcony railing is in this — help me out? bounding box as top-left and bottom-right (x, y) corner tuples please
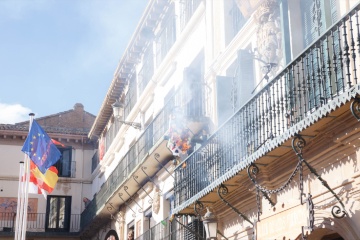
(81, 83), (206, 230)
(174, 4), (360, 209)
(135, 216), (205, 240)
(0, 212), (80, 233)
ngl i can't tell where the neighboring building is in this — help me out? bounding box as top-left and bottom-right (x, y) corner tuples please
(0, 103), (96, 239)
(82, 0), (360, 239)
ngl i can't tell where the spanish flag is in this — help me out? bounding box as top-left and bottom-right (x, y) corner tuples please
(29, 160), (58, 194)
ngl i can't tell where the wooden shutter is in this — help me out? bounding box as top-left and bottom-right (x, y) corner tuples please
(236, 49), (254, 108)
(216, 76), (233, 125)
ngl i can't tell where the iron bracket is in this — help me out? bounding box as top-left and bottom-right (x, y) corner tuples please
(123, 186), (143, 213)
(350, 97), (360, 120)
(292, 134), (347, 219)
(194, 200), (205, 219)
(217, 184), (254, 226)
(141, 166), (162, 195)
(118, 192), (137, 217)
(132, 175), (153, 204)
(154, 153), (174, 179)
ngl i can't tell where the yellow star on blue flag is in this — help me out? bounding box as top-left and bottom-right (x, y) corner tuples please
(22, 120), (61, 173)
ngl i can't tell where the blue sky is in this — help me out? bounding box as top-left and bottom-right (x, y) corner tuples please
(0, 0), (148, 124)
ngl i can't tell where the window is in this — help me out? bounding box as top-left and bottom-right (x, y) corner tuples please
(156, 3), (176, 66)
(138, 44), (154, 94)
(124, 75), (137, 119)
(127, 220), (135, 240)
(54, 147), (72, 177)
(301, 0), (341, 109)
(45, 196), (71, 232)
(179, 0), (202, 30)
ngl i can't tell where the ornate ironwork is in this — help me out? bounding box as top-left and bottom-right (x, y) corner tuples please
(105, 202), (117, 221)
(194, 200), (205, 219)
(132, 175), (153, 204)
(247, 163), (275, 207)
(217, 184), (253, 226)
(312, 0), (323, 36)
(154, 153), (174, 179)
(217, 230), (229, 240)
(174, 2), (360, 215)
(292, 134), (307, 204)
(123, 186), (143, 213)
(173, 217), (206, 240)
(255, 189), (261, 221)
(141, 166), (162, 195)
(117, 119), (142, 130)
(350, 98), (360, 121)
(302, 194), (314, 240)
(118, 193), (136, 217)
(308, 194), (314, 232)
(292, 134), (347, 219)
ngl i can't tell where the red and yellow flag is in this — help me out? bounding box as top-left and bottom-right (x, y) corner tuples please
(29, 160), (58, 194)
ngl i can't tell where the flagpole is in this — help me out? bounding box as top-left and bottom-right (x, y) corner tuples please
(15, 113), (34, 240)
(14, 160), (24, 240)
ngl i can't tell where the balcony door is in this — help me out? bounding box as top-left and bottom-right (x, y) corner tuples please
(301, 0), (341, 109)
(45, 196), (71, 232)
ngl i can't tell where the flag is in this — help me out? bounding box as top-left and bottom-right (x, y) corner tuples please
(99, 136), (105, 161)
(29, 161), (58, 194)
(51, 139), (66, 147)
(21, 120), (61, 173)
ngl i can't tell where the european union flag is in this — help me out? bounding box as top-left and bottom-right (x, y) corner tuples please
(22, 120), (61, 174)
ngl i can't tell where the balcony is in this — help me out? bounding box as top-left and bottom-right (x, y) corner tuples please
(0, 212), (80, 238)
(80, 83), (208, 237)
(135, 216), (205, 240)
(174, 4), (360, 214)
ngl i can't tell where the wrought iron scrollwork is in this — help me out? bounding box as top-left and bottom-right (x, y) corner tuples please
(173, 216), (206, 240)
(350, 97), (360, 121)
(141, 166), (163, 195)
(217, 184), (253, 226)
(292, 134), (347, 219)
(194, 200), (204, 219)
(124, 186), (143, 213)
(292, 134), (306, 155)
(293, 134), (307, 203)
(106, 202), (117, 220)
(302, 194), (314, 240)
(247, 163), (276, 207)
(154, 153), (174, 179)
(118, 192), (136, 217)
(132, 175), (153, 204)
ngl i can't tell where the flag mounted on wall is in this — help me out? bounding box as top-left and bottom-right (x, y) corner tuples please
(21, 120), (61, 173)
